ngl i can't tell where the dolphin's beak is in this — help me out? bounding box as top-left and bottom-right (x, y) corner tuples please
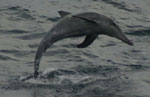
(115, 32), (133, 46)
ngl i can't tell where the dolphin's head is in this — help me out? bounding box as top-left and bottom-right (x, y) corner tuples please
(104, 21), (133, 46)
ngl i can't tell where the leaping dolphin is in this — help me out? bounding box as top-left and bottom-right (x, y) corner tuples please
(34, 11), (133, 78)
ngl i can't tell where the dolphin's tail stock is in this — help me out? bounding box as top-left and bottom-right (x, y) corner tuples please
(34, 34), (55, 78)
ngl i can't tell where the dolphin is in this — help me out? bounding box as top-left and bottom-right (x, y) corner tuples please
(33, 11), (133, 78)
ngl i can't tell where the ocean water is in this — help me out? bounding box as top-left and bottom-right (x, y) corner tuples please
(0, 0), (150, 97)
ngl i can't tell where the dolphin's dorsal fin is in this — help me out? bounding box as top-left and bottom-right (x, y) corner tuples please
(77, 33), (98, 48)
(58, 11), (71, 17)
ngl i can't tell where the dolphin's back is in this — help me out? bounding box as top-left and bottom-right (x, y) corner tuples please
(73, 12), (121, 31)
(74, 12), (110, 24)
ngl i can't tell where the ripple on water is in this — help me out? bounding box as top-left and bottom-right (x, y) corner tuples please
(0, 49), (35, 57)
(0, 55), (18, 61)
(15, 32), (47, 40)
(127, 29), (150, 36)
(101, 0), (141, 13)
(0, 29), (29, 34)
(47, 17), (60, 22)
(7, 6), (35, 20)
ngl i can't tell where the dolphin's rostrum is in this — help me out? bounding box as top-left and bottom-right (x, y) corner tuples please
(34, 11), (133, 78)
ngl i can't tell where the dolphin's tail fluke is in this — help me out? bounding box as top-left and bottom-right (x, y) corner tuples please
(34, 35), (54, 78)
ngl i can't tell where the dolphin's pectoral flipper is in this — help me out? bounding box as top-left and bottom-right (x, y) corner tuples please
(58, 11), (71, 17)
(77, 34), (98, 48)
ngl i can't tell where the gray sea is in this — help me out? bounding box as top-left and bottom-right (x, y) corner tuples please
(0, 0), (150, 97)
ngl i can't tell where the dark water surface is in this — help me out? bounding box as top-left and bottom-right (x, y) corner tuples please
(0, 0), (150, 97)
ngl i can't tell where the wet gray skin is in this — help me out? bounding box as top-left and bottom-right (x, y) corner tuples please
(34, 11), (133, 78)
